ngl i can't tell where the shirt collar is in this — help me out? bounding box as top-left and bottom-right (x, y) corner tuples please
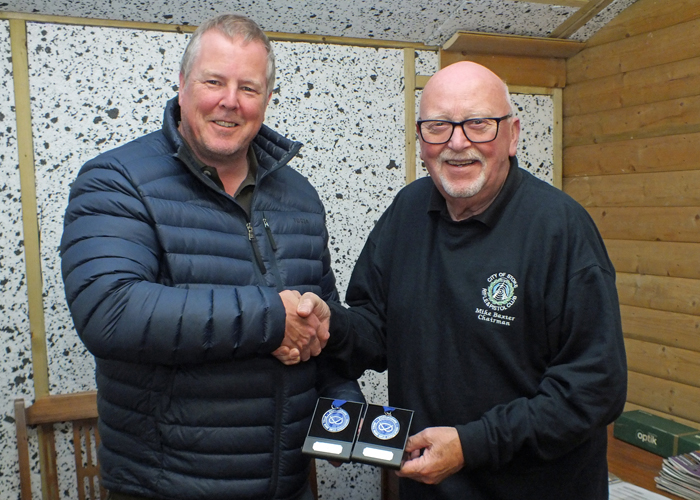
(428, 156), (522, 227)
(176, 135), (258, 195)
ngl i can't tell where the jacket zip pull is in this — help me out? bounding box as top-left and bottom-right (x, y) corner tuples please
(247, 222), (267, 274)
(262, 217), (278, 251)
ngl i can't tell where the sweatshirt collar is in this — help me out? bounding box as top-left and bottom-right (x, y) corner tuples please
(428, 156), (523, 227)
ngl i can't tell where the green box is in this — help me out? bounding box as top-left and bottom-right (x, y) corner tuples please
(613, 410), (699, 457)
(678, 432), (700, 455)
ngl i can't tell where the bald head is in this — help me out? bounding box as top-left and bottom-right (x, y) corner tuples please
(420, 61), (513, 121)
(416, 61), (520, 221)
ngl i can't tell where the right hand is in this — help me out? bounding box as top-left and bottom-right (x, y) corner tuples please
(272, 290), (323, 364)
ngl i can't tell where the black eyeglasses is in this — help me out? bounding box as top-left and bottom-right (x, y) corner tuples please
(417, 115), (512, 145)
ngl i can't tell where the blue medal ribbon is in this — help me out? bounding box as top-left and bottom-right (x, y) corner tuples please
(332, 399), (347, 409)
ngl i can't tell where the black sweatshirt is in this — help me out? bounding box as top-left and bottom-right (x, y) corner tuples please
(327, 158), (627, 500)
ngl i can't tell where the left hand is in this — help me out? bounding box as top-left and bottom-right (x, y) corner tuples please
(396, 426), (464, 484)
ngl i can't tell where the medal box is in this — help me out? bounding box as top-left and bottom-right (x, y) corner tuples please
(350, 404), (413, 470)
(302, 397), (365, 462)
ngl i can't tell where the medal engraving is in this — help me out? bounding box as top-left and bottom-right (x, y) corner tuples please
(321, 407), (350, 433)
(371, 414), (400, 440)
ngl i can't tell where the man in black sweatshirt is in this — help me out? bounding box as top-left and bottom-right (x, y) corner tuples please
(280, 61), (627, 500)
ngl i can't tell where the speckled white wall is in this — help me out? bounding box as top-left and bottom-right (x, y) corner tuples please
(2, 20), (555, 500)
(0, 19), (37, 497)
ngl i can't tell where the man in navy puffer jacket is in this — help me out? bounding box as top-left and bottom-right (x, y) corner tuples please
(60, 13), (362, 500)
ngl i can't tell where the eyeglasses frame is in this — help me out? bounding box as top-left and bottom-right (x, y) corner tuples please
(416, 114), (513, 145)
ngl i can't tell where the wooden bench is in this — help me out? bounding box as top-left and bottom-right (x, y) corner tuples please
(15, 390), (319, 500)
(15, 391), (104, 500)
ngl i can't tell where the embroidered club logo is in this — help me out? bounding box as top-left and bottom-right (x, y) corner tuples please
(482, 273), (518, 311)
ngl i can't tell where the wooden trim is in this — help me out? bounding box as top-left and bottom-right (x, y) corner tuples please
(9, 19), (49, 399)
(515, 0), (587, 5)
(440, 51), (567, 88)
(509, 85), (555, 96)
(442, 31), (583, 58)
(404, 48), (417, 185)
(551, 88), (563, 189)
(15, 400), (32, 500)
(25, 392), (99, 425)
(549, 0), (616, 39)
(415, 74), (431, 90)
(0, 11), (437, 50)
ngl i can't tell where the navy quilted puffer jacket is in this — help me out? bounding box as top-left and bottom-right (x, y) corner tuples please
(61, 97), (352, 499)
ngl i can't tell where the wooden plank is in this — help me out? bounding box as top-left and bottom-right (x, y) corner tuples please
(404, 48), (416, 185)
(586, 0), (700, 48)
(564, 56), (700, 116)
(624, 337), (700, 389)
(623, 402), (700, 430)
(567, 17), (700, 84)
(9, 19), (49, 399)
(442, 31), (583, 58)
(26, 392), (98, 425)
(563, 170), (700, 207)
(0, 11), (436, 50)
(621, 305), (700, 353)
(563, 132), (700, 177)
(607, 240), (700, 280)
(440, 51), (566, 88)
(513, 0), (588, 6)
(616, 272), (700, 316)
(627, 371), (700, 423)
(552, 88), (563, 190)
(564, 94), (700, 148)
(549, 0), (615, 39)
(14, 400), (32, 500)
(588, 207), (700, 243)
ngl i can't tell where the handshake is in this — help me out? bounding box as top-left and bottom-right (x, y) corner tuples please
(273, 289), (330, 365)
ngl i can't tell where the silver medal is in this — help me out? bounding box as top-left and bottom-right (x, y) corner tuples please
(321, 407), (350, 433)
(371, 413), (400, 440)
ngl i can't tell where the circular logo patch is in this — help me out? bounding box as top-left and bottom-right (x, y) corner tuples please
(482, 273), (518, 311)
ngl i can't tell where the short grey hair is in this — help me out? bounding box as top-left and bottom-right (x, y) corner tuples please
(180, 14), (276, 93)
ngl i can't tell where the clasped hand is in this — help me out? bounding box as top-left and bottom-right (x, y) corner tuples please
(273, 290), (330, 365)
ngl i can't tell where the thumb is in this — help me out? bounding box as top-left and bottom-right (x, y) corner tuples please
(297, 293), (320, 317)
(404, 431), (429, 454)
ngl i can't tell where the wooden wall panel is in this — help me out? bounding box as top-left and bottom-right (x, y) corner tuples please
(616, 273), (700, 316)
(565, 0), (700, 425)
(625, 338), (700, 388)
(621, 305), (700, 352)
(564, 56), (700, 116)
(564, 170), (700, 207)
(564, 94), (700, 148)
(626, 371), (700, 423)
(623, 402), (700, 429)
(568, 17), (700, 84)
(585, 0), (700, 49)
(586, 207), (700, 243)
(563, 132), (700, 177)
(607, 240), (700, 280)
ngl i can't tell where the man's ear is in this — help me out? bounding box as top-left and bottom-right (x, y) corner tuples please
(508, 116), (521, 157)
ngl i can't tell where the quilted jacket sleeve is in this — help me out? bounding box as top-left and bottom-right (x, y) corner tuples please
(60, 157), (286, 366)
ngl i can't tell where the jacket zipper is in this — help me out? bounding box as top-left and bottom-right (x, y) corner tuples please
(262, 217), (277, 251)
(246, 222), (267, 274)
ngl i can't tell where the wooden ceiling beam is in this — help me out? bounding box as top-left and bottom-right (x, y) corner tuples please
(549, 0), (616, 38)
(510, 0), (588, 6)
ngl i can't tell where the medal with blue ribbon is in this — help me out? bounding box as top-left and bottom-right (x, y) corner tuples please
(321, 399), (350, 433)
(371, 406), (400, 440)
